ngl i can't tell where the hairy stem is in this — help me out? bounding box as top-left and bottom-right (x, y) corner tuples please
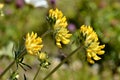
(33, 66), (41, 80)
(41, 29), (52, 38)
(43, 45), (83, 80)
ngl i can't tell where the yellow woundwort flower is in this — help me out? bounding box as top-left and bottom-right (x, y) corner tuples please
(49, 8), (72, 48)
(55, 28), (72, 48)
(25, 32), (43, 55)
(80, 25), (105, 64)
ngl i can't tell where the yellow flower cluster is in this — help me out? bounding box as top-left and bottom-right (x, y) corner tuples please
(0, 3), (4, 9)
(80, 25), (105, 64)
(0, 3), (4, 16)
(55, 28), (72, 48)
(49, 9), (64, 21)
(49, 8), (72, 48)
(25, 32), (50, 68)
(39, 52), (47, 60)
(49, 9), (67, 29)
(25, 32), (43, 55)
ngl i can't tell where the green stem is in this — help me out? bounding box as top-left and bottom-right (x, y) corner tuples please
(33, 66), (41, 80)
(0, 48), (26, 79)
(41, 29), (52, 38)
(0, 60), (15, 78)
(33, 29), (52, 80)
(43, 45), (83, 80)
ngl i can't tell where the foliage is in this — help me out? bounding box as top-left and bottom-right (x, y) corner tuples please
(0, 0), (120, 80)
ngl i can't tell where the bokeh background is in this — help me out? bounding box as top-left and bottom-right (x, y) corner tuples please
(0, 0), (120, 80)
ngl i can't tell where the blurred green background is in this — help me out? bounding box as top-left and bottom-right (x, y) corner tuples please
(0, 0), (120, 80)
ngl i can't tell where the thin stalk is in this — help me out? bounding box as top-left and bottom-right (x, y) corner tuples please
(43, 45), (83, 80)
(0, 60), (15, 78)
(33, 66), (41, 80)
(33, 29), (52, 80)
(0, 49), (26, 78)
(41, 30), (52, 38)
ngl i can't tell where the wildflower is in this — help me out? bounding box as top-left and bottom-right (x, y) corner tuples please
(49, 8), (68, 29)
(0, 3), (4, 16)
(39, 52), (47, 60)
(38, 52), (50, 68)
(54, 16), (68, 29)
(49, 8), (63, 20)
(68, 23), (76, 32)
(48, 8), (72, 48)
(15, 0), (24, 8)
(80, 25), (105, 64)
(50, 0), (56, 6)
(0, 3), (4, 9)
(25, 32), (43, 55)
(55, 28), (72, 48)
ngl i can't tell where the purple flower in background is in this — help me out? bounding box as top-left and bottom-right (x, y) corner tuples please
(50, 0), (56, 5)
(68, 23), (76, 32)
(50, 0), (56, 8)
(16, 0), (24, 8)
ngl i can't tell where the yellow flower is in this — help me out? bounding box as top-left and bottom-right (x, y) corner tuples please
(49, 8), (63, 20)
(25, 32), (43, 55)
(49, 8), (68, 29)
(39, 52), (47, 60)
(54, 17), (68, 29)
(55, 28), (72, 48)
(0, 3), (4, 16)
(48, 8), (72, 48)
(0, 3), (4, 9)
(80, 25), (105, 64)
(38, 52), (50, 68)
